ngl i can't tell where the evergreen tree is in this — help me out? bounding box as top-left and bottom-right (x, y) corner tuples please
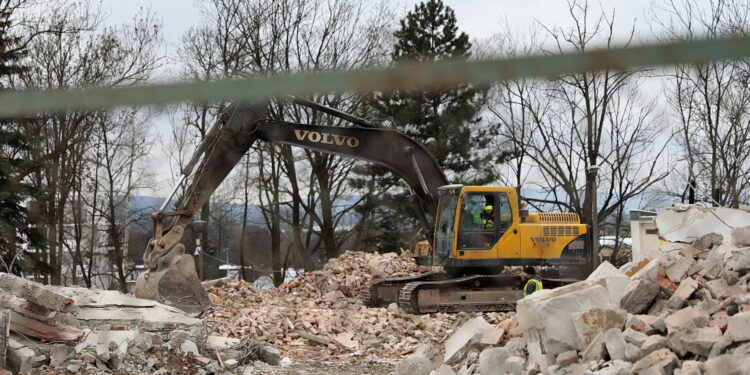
(352, 0), (500, 252)
(0, 7), (46, 274)
(376, 0), (493, 183)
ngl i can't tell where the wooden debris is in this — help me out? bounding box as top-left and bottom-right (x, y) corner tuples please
(7, 313), (83, 342)
(0, 273), (75, 312)
(193, 355), (212, 366)
(0, 274), (200, 343)
(0, 310), (8, 368)
(0, 292), (84, 342)
(297, 330), (329, 345)
(0, 293), (79, 329)
(215, 349), (225, 369)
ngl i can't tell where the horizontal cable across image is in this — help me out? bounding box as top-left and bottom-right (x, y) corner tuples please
(0, 37), (749, 116)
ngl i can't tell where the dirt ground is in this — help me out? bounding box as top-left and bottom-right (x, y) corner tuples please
(273, 347), (396, 375)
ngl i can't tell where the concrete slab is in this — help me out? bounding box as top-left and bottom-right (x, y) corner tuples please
(477, 347), (511, 375)
(679, 326), (722, 357)
(655, 205), (750, 243)
(665, 306), (709, 334)
(727, 311), (750, 342)
(581, 332), (606, 361)
(631, 348), (679, 374)
(603, 328), (626, 361)
(666, 256), (694, 282)
(666, 277), (699, 310)
(443, 316), (492, 363)
(731, 247), (750, 271)
(204, 335), (240, 350)
(572, 307), (626, 350)
(586, 261), (630, 305)
(732, 225), (750, 247)
(516, 279), (609, 355)
(619, 278), (659, 314)
(630, 259), (660, 281)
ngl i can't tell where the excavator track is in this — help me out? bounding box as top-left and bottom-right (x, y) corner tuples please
(360, 289), (373, 307)
(397, 274), (522, 314)
(391, 274), (580, 314)
(363, 272), (448, 307)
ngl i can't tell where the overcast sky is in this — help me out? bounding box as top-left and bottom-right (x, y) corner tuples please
(99, 0), (672, 196)
(104, 0), (659, 59)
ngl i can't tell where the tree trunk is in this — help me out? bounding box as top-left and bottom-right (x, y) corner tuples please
(314, 161), (338, 260)
(271, 182), (282, 286)
(47, 198), (58, 285)
(199, 200), (210, 280)
(281, 146), (312, 270)
(239, 159), (250, 281)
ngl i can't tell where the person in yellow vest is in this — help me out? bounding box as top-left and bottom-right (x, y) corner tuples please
(523, 266), (543, 297)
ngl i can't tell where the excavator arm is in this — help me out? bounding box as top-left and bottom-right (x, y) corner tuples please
(135, 99), (447, 313)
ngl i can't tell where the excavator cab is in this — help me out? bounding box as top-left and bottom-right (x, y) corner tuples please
(417, 184), (590, 272)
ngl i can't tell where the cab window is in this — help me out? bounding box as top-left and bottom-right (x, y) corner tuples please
(458, 192), (512, 249)
(434, 191), (459, 256)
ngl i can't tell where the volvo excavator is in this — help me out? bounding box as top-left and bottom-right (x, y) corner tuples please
(134, 98), (591, 314)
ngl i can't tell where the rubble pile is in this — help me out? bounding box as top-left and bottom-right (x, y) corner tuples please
(280, 251), (428, 298)
(394, 220), (750, 374)
(0, 273), (279, 375)
(206, 251), (510, 360)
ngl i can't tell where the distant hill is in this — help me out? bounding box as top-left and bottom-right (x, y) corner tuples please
(129, 188), (678, 228)
(129, 194), (362, 228)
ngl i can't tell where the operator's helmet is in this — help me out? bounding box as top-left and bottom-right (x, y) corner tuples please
(524, 266), (536, 275)
(484, 205), (493, 211)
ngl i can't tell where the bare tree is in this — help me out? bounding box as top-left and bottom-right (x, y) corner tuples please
(236, 155), (256, 281)
(487, 1), (671, 264)
(91, 110), (154, 292)
(173, 0), (392, 280)
(483, 23), (543, 191)
(18, 4), (161, 285)
(651, 0), (750, 207)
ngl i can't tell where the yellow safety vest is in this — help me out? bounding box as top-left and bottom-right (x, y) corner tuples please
(523, 278), (543, 297)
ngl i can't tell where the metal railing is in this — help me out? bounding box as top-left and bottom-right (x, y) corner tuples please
(1, 37), (749, 116)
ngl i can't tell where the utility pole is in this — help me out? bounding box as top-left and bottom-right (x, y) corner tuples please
(588, 165), (600, 271)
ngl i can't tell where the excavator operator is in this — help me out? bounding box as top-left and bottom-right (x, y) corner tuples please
(480, 205), (495, 228)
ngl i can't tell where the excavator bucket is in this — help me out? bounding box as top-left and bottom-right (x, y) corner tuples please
(134, 253), (211, 315)
(134, 102), (269, 313)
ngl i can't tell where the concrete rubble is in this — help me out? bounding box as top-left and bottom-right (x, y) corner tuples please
(2, 251), (461, 374)
(0, 271), (285, 375)
(391, 205), (750, 375)
(202, 250), (511, 374)
(5, 204), (750, 374)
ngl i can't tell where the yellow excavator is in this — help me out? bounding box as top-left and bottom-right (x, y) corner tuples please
(134, 98), (590, 314)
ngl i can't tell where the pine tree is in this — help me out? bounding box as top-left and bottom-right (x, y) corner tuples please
(0, 7), (46, 274)
(352, 0), (498, 252)
(375, 0), (495, 184)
